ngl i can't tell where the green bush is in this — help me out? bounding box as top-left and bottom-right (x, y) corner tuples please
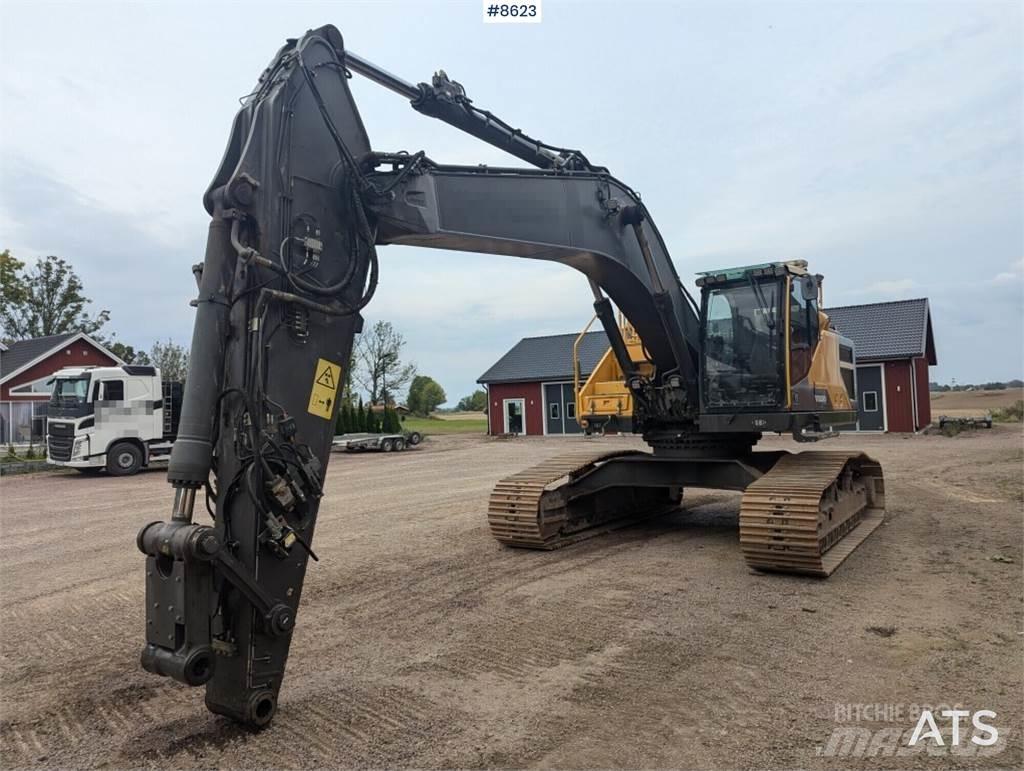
(992, 400), (1024, 423)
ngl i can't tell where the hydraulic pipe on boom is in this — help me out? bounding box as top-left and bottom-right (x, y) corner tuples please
(345, 50), (597, 171)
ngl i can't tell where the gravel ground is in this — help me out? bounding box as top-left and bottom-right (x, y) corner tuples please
(1, 426), (1021, 769)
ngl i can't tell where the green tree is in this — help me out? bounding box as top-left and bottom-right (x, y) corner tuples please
(383, 406), (402, 433)
(108, 341), (151, 365)
(0, 252), (110, 341)
(356, 397), (366, 432)
(150, 339), (189, 382)
(407, 375), (447, 416)
(354, 321), (417, 405)
(341, 353), (358, 406)
(456, 389), (487, 412)
(335, 402), (348, 435)
(0, 250), (28, 333)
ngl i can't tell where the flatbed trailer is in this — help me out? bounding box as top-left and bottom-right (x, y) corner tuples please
(938, 414), (993, 429)
(331, 431), (423, 453)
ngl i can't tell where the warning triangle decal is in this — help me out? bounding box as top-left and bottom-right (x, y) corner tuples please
(316, 366), (336, 389)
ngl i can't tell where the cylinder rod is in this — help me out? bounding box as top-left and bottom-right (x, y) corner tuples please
(345, 51), (420, 100)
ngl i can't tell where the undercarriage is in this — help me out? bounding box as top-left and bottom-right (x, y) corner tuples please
(488, 443), (884, 576)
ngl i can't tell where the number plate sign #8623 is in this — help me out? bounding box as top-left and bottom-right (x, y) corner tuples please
(483, 1), (542, 23)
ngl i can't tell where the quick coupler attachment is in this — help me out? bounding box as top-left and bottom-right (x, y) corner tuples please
(137, 520), (218, 687)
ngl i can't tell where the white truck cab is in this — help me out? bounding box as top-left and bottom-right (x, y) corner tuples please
(45, 365), (182, 476)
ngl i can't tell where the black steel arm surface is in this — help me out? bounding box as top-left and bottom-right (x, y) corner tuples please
(364, 157), (701, 399)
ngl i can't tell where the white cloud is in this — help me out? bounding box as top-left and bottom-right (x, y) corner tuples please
(854, 278), (919, 298)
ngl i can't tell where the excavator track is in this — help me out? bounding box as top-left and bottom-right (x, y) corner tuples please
(487, 449), (679, 549)
(739, 451), (885, 577)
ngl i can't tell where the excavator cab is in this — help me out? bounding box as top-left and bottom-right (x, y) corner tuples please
(697, 261), (857, 436)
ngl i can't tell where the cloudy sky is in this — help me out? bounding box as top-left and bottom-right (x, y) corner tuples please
(1, 0), (1021, 401)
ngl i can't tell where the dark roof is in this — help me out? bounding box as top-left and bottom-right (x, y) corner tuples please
(478, 331), (609, 384)
(0, 333), (77, 381)
(826, 298), (936, 365)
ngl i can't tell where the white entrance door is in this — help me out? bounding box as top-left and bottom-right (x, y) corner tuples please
(503, 398), (525, 434)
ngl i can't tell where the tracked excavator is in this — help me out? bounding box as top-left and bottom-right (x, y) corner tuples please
(137, 25), (885, 728)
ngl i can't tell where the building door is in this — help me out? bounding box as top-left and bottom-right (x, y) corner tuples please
(503, 398), (525, 434)
(544, 384), (563, 434)
(561, 383), (582, 433)
(856, 365), (884, 431)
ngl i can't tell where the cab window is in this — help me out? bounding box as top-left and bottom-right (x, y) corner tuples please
(101, 380), (125, 401)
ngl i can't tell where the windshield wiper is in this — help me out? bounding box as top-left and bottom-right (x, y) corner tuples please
(746, 274), (776, 331)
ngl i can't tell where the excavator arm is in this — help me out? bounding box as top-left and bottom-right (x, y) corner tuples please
(138, 24), (702, 727)
(137, 25), (885, 729)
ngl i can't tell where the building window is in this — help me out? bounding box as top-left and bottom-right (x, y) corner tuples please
(565, 402), (576, 420)
(0, 401), (40, 443)
(862, 391), (878, 412)
(9, 375), (55, 396)
(549, 402), (560, 420)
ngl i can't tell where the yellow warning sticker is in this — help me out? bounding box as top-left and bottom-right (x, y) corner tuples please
(307, 358), (342, 420)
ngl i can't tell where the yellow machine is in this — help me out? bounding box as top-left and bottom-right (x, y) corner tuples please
(573, 314), (647, 434)
(573, 261), (857, 436)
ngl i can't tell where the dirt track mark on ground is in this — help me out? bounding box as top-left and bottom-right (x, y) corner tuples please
(1, 429), (1021, 769)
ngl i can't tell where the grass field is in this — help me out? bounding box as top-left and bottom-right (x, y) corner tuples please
(402, 414), (488, 434)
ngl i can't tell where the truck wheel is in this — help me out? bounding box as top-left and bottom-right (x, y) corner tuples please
(381, 439), (394, 452)
(394, 438), (406, 451)
(406, 432), (422, 446)
(107, 442), (143, 476)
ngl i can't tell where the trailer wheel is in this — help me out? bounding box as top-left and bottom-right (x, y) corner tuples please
(381, 439), (394, 452)
(107, 442), (143, 476)
(394, 438), (406, 451)
(406, 431), (422, 446)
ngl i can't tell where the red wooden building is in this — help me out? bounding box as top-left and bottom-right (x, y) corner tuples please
(477, 331), (609, 436)
(0, 332), (123, 443)
(826, 298), (937, 432)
